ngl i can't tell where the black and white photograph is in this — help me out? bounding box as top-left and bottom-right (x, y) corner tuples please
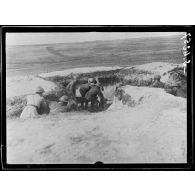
(2, 27), (192, 168)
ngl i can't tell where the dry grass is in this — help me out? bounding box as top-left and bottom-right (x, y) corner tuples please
(7, 96), (26, 118)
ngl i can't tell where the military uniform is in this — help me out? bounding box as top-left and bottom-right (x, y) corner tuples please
(79, 83), (91, 97)
(85, 85), (104, 109)
(50, 101), (69, 113)
(79, 83), (91, 108)
(151, 75), (164, 88)
(150, 80), (164, 88)
(20, 86), (49, 119)
(66, 80), (77, 98)
(66, 99), (78, 111)
(50, 96), (78, 113)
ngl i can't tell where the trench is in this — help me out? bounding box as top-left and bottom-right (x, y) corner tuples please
(6, 82), (118, 118)
(6, 67), (187, 118)
(49, 84), (117, 113)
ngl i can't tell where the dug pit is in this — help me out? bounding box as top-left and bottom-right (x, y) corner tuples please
(6, 64), (187, 118)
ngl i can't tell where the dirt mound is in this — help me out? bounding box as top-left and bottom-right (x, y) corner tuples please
(6, 76), (58, 98)
(42, 63), (186, 93)
(163, 67), (187, 98)
(118, 67), (153, 86)
(107, 85), (186, 112)
(39, 66), (121, 78)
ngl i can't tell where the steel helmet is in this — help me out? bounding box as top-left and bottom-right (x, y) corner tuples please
(88, 78), (96, 84)
(154, 75), (161, 80)
(35, 86), (45, 94)
(59, 95), (69, 103)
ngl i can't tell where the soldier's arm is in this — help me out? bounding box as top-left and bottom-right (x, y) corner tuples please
(39, 98), (50, 114)
(98, 89), (105, 107)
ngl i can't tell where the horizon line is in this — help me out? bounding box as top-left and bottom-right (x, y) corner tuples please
(6, 33), (183, 46)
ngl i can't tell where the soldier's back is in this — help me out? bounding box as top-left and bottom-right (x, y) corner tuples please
(85, 85), (100, 100)
(79, 83), (91, 96)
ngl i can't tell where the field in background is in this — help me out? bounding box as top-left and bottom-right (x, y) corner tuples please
(6, 35), (183, 77)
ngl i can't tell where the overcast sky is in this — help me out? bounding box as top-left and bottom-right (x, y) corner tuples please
(6, 32), (184, 45)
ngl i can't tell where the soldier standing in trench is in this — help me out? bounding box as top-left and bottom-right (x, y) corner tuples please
(79, 78), (92, 109)
(85, 78), (105, 111)
(65, 75), (79, 110)
(150, 75), (164, 88)
(66, 75), (78, 99)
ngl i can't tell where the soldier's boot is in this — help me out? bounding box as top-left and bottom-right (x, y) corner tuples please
(91, 99), (99, 111)
(81, 101), (84, 109)
(84, 101), (88, 109)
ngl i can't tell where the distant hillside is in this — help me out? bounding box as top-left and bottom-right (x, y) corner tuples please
(6, 35), (184, 77)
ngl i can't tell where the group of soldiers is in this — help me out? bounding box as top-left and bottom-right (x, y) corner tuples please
(20, 76), (105, 119)
(20, 74), (165, 119)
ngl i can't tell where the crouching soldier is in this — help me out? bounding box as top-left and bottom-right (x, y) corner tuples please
(20, 86), (50, 119)
(67, 98), (78, 111)
(151, 75), (164, 88)
(50, 95), (78, 113)
(85, 79), (105, 111)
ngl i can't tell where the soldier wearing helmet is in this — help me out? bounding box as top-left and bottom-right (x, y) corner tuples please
(151, 75), (164, 88)
(88, 77), (97, 85)
(85, 78), (105, 110)
(50, 95), (77, 113)
(20, 86), (50, 118)
(154, 75), (161, 81)
(78, 78), (96, 109)
(59, 95), (69, 104)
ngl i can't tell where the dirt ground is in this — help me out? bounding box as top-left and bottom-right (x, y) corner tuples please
(7, 86), (187, 164)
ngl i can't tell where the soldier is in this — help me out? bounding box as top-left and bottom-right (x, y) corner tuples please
(78, 78), (92, 108)
(66, 75), (78, 99)
(85, 78), (105, 110)
(66, 98), (78, 112)
(78, 78), (98, 109)
(50, 95), (69, 113)
(20, 86), (49, 119)
(96, 77), (104, 92)
(50, 95), (78, 113)
(151, 75), (164, 88)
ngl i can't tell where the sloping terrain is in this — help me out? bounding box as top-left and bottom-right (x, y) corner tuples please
(6, 35), (187, 164)
(7, 86), (186, 164)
